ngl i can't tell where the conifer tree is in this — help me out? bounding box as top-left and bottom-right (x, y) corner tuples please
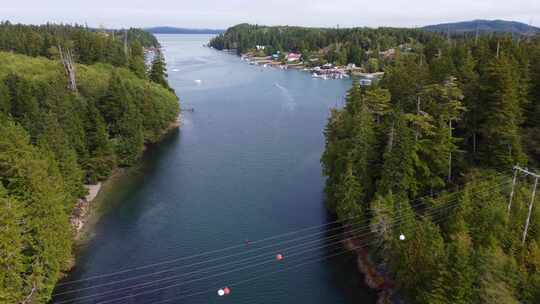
(149, 50), (171, 90)
(445, 231), (475, 304)
(0, 80), (9, 114)
(115, 100), (144, 166)
(321, 108), (347, 211)
(334, 162), (364, 225)
(98, 70), (129, 129)
(0, 119), (72, 303)
(38, 112), (85, 199)
(4, 73), (40, 138)
(479, 55), (527, 168)
(129, 40), (147, 79)
(85, 101), (115, 183)
(0, 185), (24, 303)
(377, 112), (418, 199)
(350, 95), (377, 201)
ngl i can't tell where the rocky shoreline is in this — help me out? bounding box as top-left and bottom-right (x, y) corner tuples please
(70, 183), (102, 239)
(69, 113), (181, 240)
(343, 232), (399, 304)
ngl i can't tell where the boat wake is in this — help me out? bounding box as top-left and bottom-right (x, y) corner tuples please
(274, 82), (296, 111)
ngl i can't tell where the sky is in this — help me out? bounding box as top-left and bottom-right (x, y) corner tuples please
(2, 0), (539, 29)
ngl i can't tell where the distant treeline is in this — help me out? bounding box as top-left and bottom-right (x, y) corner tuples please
(145, 26), (224, 34)
(0, 23), (178, 303)
(321, 28), (540, 303)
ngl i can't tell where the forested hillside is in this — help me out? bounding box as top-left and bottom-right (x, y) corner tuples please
(0, 24), (178, 303)
(0, 22), (159, 65)
(422, 19), (540, 35)
(321, 34), (540, 302)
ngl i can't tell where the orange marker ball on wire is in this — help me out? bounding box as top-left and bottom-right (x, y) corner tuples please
(223, 287), (231, 295)
(276, 253), (284, 261)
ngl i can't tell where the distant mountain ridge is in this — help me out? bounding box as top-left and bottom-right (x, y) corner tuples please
(422, 19), (540, 35)
(145, 26), (224, 34)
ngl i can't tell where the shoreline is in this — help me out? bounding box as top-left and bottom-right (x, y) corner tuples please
(57, 112), (183, 282)
(234, 51), (384, 81)
(343, 230), (399, 304)
(67, 112), (181, 248)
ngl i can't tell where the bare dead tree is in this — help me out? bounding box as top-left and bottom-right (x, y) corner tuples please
(387, 121), (395, 153)
(124, 29), (129, 57)
(58, 45), (77, 92)
(20, 281), (37, 304)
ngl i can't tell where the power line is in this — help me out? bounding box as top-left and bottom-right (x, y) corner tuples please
(507, 165), (540, 244)
(56, 171), (508, 289)
(55, 177), (503, 297)
(54, 180), (509, 304)
(54, 186), (473, 297)
(82, 210), (473, 304)
(54, 174), (509, 299)
(54, 197), (462, 303)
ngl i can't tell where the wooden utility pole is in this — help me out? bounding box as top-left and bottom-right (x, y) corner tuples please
(507, 167), (518, 213)
(415, 96), (421, 142)
(508, 166), (540, 244)
(523, 175), (539, 244)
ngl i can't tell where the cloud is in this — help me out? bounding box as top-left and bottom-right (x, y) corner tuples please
(2, 0), (539, 28)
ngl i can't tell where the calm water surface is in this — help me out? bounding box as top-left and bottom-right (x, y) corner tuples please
(53, 34), (377, 304)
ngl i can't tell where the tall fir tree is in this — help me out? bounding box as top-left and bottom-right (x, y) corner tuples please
(128, 40), (147, 79)
(479, 55), (527, 168)
(149, 50), (171, 90)
(0, 185), (24, 303)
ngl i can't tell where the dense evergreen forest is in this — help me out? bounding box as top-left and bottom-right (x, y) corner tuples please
(214, 23), (540, 302)
(320, 36), (540, 301)
(0, 21), (159, 66)
(0, 23), (178, 303)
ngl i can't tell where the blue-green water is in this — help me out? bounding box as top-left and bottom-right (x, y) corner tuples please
(53, 34), (376, 304)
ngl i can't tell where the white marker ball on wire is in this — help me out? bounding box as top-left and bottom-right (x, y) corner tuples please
(218, 289), (225, 296)
(399, 234), (406, 241)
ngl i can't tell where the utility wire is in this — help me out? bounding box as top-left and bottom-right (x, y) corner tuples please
(89, 209), (466, 304)
(54, 181), (508, 304)
(56, 171), (508, 288)
(54, 178), (505, 298)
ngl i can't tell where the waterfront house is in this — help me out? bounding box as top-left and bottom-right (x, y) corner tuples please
(286, 53), (301, 62)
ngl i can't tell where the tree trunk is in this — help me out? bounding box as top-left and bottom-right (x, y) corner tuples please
(448, 120), (452, 182)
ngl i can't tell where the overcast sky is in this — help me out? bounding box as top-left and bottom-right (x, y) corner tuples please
(2, 0), (539, 29)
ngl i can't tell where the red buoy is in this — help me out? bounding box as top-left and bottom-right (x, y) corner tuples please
(276, 253), (284, 261)
(223, 287), (231, 295)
